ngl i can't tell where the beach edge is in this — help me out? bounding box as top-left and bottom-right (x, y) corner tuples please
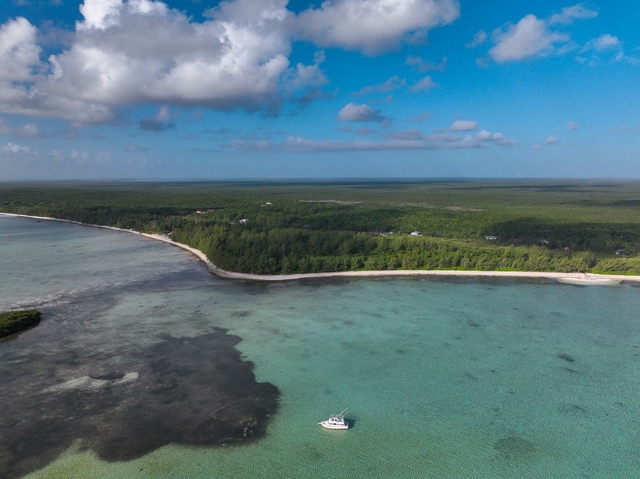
(2, 212), (638, 285)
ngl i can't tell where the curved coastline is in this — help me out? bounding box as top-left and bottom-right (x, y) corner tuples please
(2, 212), (638, 285)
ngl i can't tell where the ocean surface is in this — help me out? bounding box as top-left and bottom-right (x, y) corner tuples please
(1, 216), (639, 478)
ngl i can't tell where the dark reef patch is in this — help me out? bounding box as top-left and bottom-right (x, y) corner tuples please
(90, 371), (126, 380)
(559, 404), (586, 415)
(0, 329), (279, 479)
(557, 353), (575, 363)
(493, 436), (537, 460)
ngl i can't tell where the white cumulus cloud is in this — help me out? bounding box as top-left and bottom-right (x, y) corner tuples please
(488, 4), (598, 63)
(49, 0), (292, 110)
(476, 130), (499, 141)
(295, 0), (460, 55)
(70, 149), (112, 164)
(405, 55), (447, 72)
(466, 30), (487, 48)
(450, 120), (478, 131)
(0, 19), (99, 124)
(284, 50), (329, 92)
(476, 130), (516, 146)
(355, 76), (406, 96)
(585, 34), (620, 51)
(336, 103), (386, 123)
(548, 4), (598, 25)
(0, 119), (46, 138)
(545, 136), (558, 145)
(0, 17), (42, 82)
(489, 15), (568, 63)
(0, 0), (335, 125)
(2, 141), (38, 155)
(409, 75), (438, 92)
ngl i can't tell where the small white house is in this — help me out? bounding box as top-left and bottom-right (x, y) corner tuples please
(265, 202), (272, 206)
(239, 218), (249, 224)
(410, 231), (422, 236)
(485, 235), (497, 241)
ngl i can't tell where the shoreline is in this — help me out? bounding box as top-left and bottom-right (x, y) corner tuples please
(2, 212), (639, 285)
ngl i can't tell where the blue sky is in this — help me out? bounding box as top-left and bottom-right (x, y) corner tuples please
(0, 0), (638, 179)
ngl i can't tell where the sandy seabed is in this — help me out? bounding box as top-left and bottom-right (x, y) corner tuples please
(2, 212), (638, 286)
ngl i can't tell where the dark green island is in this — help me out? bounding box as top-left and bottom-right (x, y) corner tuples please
(0, 310), (42, 339)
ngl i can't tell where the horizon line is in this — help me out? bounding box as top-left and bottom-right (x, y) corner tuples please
(2, 177), (640, 184)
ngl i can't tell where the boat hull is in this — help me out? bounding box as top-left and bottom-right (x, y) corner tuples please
(318, 421), (349, 430)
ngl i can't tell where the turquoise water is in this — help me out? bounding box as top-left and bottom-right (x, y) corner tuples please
(1, 217), (639, 478)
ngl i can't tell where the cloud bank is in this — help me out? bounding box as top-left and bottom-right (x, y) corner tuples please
(228, 123), (516, 152)
(0, 1), (283, 123)
(0, 0), (464, 126)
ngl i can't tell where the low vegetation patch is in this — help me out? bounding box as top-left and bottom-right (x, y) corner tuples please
(0, 310), (42, 338)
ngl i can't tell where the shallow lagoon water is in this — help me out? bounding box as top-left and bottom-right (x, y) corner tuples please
(1, 216), (640, 478)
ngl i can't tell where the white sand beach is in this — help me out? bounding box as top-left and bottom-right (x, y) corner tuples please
(2, 212), (638, 285)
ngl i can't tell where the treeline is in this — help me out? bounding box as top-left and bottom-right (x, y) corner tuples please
(173, 222), (638, 275)
(11, 200), (639, 255)
(1, 182), (640, 276)
(4, 183), (640, 255)
(488, 218), (640, 253)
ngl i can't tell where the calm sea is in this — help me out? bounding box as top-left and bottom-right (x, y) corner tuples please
(1, 216), (639, 478)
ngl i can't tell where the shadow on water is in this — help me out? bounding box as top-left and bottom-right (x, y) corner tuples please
(0, 326), (280, 479)
(493, 437), (537, 460)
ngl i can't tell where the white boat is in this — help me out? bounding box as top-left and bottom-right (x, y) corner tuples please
(318, 408), (349, 430)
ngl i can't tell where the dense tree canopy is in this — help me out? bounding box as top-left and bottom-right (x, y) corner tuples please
(1, 180), (639, 275)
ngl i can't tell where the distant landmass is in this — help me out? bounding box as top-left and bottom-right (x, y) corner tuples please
(1, 180), (639, 276)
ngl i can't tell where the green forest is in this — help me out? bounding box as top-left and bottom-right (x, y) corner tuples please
(1, 180), (640, 275)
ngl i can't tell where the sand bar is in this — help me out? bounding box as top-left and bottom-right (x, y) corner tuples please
(2, 212), (639, 285)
